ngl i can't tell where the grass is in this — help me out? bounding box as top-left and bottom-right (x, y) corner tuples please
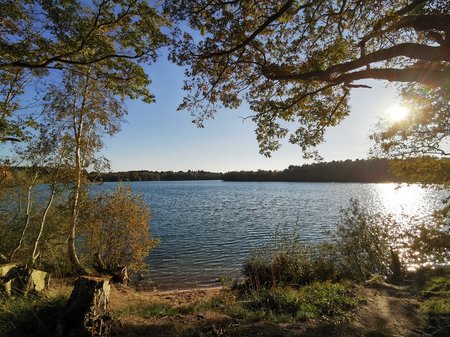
(114, 281), (359, 324)
(415, 267), (450, 334)
(0, 294), (67, 337)
(240, 281), (358, 322)
(114, 302), (194, 318)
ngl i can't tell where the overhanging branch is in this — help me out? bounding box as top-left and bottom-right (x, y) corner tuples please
(334, 68), (450, 87)
(262, 42), (450, 87)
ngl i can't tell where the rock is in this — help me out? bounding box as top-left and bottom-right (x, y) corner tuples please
(56, 276), (112, 337)
(0, 264), (49, 297)
(0, 263), (16, 296)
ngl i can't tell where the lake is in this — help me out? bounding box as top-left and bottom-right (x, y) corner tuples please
(97, 181), (446, 289)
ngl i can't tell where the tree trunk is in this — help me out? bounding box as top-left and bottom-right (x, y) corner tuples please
(68, 138), (85, 274)
(10, 172), (38, 262)
(31, 183), (55, 265)
(68, 75), (89, 275)
(57, 276), (111, 337)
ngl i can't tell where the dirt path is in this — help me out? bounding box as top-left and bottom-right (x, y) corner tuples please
(351, 281), (425, 337)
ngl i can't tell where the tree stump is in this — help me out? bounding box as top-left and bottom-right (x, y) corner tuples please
(389, 248), (403, 283)
(56, 277), (112, 337)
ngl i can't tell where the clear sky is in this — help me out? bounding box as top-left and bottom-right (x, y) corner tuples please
(102, 53), (400, 173)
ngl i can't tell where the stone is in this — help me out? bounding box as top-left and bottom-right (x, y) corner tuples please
(0, 264), (49, 297)
(0, 263), (16, 296)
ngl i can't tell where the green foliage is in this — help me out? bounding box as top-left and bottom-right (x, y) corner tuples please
(329, 200), (396, 281)
(241, 202), (399, 288)
(91, 170), (223, 182)
(371, 85), (450, 161)
(415, 267), (450, 334)
(80, 185), (159, 272)
(243, 199), (449, 287)
(242, 224), (337, 290)
(421, 276), (450, 298)
(389, 158), (450, 185)
(116, 283), (358, 324)
(1, 0), (167, 274)
(244, 282), (358, 322)
(370, 83), (449, 192)
(166, 0), (449, 158)
(195, 283), (358, 323)
(223, 158), (398, 182)
(330, 200), (450, 279)
(405, 208), (450, 267)
(1, 0), (167, 143)
(421, 297), (450, 317)
(0, 168), (70, 268)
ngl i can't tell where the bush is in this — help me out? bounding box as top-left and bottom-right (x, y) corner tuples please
(243, 199), (448, 288)
(242, 222), (345, 290)
(329, 199), (398, 281)
(329, 199), (450, 281)
(242, 223), (334, 289)
(242, 255), (273, 290)
(80, 185), (159, 273)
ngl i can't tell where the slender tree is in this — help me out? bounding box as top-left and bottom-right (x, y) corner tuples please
(43, 64), (129, 273)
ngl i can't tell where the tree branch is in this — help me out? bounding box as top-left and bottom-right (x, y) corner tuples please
(262, 43), (450, 87)
(1, 50), (147, 70)
(200, 0), (297, 59)
(334, 68), (450, 87)
(358, 15), (450, 47)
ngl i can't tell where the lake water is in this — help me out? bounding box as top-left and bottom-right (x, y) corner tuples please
(97, 181), (446, 289)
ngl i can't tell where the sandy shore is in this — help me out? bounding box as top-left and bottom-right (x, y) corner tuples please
(110, 283), (223, 310)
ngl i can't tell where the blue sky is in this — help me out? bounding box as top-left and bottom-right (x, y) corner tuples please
(102, 54), (400, 172)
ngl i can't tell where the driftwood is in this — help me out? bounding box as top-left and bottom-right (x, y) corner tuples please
(56, 277), (112, 337)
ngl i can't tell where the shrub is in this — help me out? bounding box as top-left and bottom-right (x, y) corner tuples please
(80, 185), (159, 273)
(242, 255), (273, 290)
(242, 223), (329, 289)
(405, 203), (450, 267)
(329, 199), (398, 281)
(242, 223), (342, 289)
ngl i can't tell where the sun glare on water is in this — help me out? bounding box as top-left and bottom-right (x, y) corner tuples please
(386, 104), (409, 122)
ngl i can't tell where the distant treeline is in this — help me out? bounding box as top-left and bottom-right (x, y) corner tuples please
(89, 170), (223, 182)
(88, 159), (401, 183)
(222, 159), (399, 183)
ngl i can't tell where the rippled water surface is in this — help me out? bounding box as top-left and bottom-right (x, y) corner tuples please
(97, 181), (446, 289)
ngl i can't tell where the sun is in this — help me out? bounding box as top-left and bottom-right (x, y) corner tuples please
(386, 104), (409, 122)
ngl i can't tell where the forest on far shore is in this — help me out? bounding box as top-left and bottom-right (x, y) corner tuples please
(89, 158), (401, 183)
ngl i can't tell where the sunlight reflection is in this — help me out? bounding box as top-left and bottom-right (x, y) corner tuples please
(375, 183), (428, 219)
